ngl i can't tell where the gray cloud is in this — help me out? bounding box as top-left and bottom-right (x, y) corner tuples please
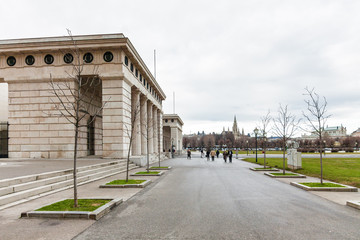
(0, 0), (360, 135)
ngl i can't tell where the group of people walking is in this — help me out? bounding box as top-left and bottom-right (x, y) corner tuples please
(187, 149), (233, 163)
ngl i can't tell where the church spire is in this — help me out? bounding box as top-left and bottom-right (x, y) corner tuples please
(233, 115), (238, 134)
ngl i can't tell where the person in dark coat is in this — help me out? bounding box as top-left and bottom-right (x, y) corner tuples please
(216, 149), (220, 158)
(206, 150), (210, 161)
(223, 150), (228, 163)
(228, 149), (233, 163)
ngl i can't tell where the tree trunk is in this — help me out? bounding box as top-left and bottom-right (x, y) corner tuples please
(73, 124), (78, 208)
(282, 140), (286, 175)
(319, 136), (323, 184)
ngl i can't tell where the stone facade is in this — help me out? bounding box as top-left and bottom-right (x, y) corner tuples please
(163, 114), (183, 156)
(0, 34), (165, 159)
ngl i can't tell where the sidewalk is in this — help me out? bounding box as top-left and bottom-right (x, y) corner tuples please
(0, 158), (165, 240)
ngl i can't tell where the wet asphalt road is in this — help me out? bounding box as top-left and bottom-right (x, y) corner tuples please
(74, 154), (360, 240)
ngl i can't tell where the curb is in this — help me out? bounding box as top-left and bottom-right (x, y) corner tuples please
(99, 180), (151, 188)
(21, 197), (123, 220)
(346, 201), (360, 210)
(290, 182), (358, 192)
(130, 171), (164, 176)
(264, 172), (306, 178)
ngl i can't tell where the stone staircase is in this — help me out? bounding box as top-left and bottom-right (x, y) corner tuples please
(0, 160), (139, 210)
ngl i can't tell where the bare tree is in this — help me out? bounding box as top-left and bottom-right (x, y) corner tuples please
(273, 104), (301, 174)
(258, 110), (271, 169)
(121, 102), (141, 181)
(49, 29), (107, 207)
(303, 87), (331, 184)
(140, 105), (156, 173)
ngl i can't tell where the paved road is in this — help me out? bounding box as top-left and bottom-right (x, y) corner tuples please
(74, 154), (360, 240)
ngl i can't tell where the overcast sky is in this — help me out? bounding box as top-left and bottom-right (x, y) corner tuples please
(1, 0), (360, 136)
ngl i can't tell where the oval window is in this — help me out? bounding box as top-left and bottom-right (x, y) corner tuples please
(6, 56), (16, 66)
(64, 53), (73, 64)
(83, 53), (93, 63)
(44, 54), (54, 64)
(25, 55), (35, 65)
(103, 51), (113, 62)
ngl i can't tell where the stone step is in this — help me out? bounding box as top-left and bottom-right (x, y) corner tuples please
(0, 161), (138, 208)
(0, 160), (125, 188)
(0, 161), (129, 197)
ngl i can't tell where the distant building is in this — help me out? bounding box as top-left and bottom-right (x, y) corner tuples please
(163, 114), (183, 156)
(301, 125), (347, 139)
(351, 128), (360, 137)
(221, 115), (245, 140)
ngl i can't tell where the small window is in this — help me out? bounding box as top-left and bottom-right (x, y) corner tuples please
(135, 69), (138, 77)
(103, 51), (113, 62)
(83, 53), (93, 63)
(6, 56), (16, 66)
(64, 53), (73, 64)
(171, 119), (174, 123)
(140, 74), (142, 81)
(147, 83), (149, 89)
(25, 55), (35, 65)
(124, 56), (129, 66)
(44, 54), (54, 64)
(130, 63), (134, 72)
(165, 119), (168, 123)
(143, 79), (146, 86)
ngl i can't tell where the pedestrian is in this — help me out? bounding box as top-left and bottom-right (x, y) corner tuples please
(187, 149), (191, 159)
(228, 149), (233, 163)
(206, 149), (210, 161)
(216, 149), (220, 158)
(210, 149), (216, 161)
(223, 150), (228, 163)
(201, 149), (204, 158)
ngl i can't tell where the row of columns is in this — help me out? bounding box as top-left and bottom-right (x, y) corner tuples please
(131, 89), (162, 157)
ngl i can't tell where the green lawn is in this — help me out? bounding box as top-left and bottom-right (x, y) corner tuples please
(150, 166), (169, 169)
(36, 199), (111, 212)
(243, 157), (360, 188)
(106, 179), (146, 185)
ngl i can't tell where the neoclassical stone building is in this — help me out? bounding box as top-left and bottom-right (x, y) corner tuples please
(163, 114), (183, 156)
(0, 34), (166, 159)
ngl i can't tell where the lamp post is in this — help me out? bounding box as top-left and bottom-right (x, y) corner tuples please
(246, 140), (249, 156)
(254, 128), (259, 163)
(356, 141), (358, 152)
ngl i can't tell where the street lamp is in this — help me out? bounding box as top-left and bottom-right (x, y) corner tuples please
(355, 141), (358, 152)
(254, 128), (259, 163)
(246, 140), (249, 156)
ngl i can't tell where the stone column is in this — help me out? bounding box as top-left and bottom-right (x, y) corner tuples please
(102, 78), (131, 158)
(170, 126), (178, 153)
(131, 89), (141, 156)
(157, 110), (163, 153)
(153, 106), (158, 154)
(147, 101), (154, 154)
(140, 94), (147, 155)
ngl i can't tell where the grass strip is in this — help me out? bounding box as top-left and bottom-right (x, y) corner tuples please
(135, 171), (160, 175)
(36, 199), (111, 212)
(150, 166), (169, 169)
(271, 173), (298, 176)
(106, 179), (146, 185)
(299, 182), (345, 188)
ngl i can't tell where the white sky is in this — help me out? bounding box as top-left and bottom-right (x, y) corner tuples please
(1, 0), (360, 136)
